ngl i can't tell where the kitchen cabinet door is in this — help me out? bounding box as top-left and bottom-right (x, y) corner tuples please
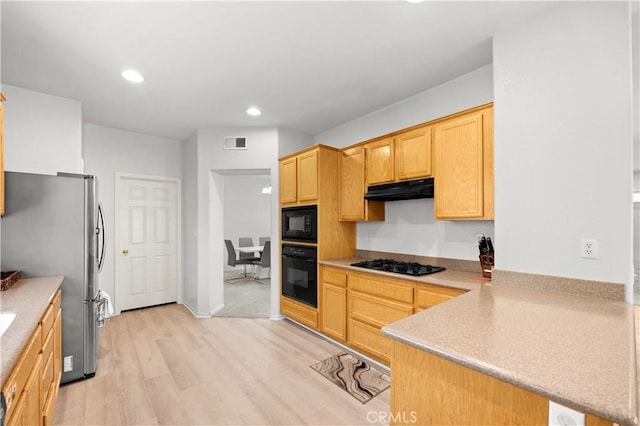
(396, 126), (432, 180)
(279, 157), (297, 204)
(297, 150), (318, 202)
(320, 267), (348, 342)
(434, 107), (493, 219)
(339, 147), (384, 221)
(23, 354), (42, 426)
(366, 138), (395, 185)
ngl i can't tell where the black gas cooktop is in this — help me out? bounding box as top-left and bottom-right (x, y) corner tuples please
(350, 259), (445, 276)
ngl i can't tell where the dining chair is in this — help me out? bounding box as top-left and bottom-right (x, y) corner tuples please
(253, 240), (271, 283)
(239, 237), (260, 261)
(259, 237), (270, 246)
(224, 239), (255, 280)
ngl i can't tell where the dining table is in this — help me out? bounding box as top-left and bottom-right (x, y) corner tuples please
(237, 245), (264, 254)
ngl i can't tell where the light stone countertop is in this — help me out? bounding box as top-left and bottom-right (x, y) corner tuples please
(0, 276), (63, 386)
(320, 258), (637, 424)
(382, 283), (637, 426)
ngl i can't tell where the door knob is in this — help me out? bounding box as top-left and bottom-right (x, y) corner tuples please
(122, 249), (129, 255)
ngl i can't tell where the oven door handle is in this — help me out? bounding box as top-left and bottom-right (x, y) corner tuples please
(282, 255), (316, 262)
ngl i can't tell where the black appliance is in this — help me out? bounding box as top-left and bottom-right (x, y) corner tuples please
(350, 258), (445, 276)
(281, 244), (317, 308)
(282, 205), (317, 243)
(364, 178), (434, 202)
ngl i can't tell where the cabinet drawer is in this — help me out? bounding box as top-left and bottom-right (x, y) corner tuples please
(41, 303), (54, 340)
(415, 284), (466, 310)
(322, 267), (347, 287)
(350, 291), (413, 328)
(349, 271), (414, 304)
(348, 319), (392, 364)
(281, 296), (318, 329)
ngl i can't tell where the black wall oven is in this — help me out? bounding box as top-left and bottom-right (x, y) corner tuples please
(282, 205), (317, 243)
(281, 243), (317, 308)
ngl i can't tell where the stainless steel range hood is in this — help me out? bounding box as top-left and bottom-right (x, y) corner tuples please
(364, 178), (434, 202)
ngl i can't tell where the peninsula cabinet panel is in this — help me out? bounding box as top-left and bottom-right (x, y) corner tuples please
(395, 126), (432, 180)
(279, 157), (297, 204)
(434, 105), (494, 220)
(339, 146), (384, 222)
(390, 341), (613, 426)
(366, 137), (395, 185)
(297, 150), (318, 202)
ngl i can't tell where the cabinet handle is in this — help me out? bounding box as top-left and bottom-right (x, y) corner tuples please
(122, 249), (129, 255)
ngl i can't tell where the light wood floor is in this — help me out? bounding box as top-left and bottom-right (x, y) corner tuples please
(53, 303), (390, 425)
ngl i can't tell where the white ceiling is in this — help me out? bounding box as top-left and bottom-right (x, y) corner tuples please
(1, 1), (551, 140)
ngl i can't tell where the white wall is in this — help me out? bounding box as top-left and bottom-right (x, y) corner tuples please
(186, 127), (280, 317)
(182, 131), (199, 311)
(223, 175), (271, 269)
(83, 124), (182, 311)
(315, 64), (495, 261)
(278, 127), (314, 157)
(3, 84), (82, 175)
(493, 2), (634, 300)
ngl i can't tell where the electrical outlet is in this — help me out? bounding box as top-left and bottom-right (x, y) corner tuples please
(548, 401), (585, 426)
(581, 239), (598, 259)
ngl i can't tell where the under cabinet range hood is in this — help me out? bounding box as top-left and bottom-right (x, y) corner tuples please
(364, 178), (434, 201)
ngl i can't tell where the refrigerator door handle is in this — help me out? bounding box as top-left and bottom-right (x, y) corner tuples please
(97, 202), (106, 272)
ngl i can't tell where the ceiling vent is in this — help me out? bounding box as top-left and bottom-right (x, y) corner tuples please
(223, 136), (247, 150)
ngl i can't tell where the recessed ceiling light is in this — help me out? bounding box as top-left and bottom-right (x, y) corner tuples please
(246, 107), (261, 117)
(121, 69), (144, 83)
(406, 0), (424, 3)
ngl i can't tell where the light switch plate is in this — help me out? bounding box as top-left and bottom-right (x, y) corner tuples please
(549, 401), (585, 426)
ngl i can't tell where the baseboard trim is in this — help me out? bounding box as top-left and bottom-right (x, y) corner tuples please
(283, 317), (390, 375)
(183, 301), (213, 318)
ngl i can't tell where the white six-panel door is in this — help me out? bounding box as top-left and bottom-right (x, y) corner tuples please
(117, 175), (179, 311)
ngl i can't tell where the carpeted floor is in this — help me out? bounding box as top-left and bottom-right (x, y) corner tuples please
(214, 270), (271, 318)
(310, 352), (390, 404)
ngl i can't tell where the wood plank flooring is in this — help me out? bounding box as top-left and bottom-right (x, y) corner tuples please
(53, 303), (390, 425)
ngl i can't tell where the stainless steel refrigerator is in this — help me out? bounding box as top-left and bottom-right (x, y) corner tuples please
(1, 171), (106, 384)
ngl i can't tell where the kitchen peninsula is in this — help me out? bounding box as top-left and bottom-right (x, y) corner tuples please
(382, 277), (636, 425)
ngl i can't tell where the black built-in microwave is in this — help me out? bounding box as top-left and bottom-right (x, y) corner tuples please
(282, 205), (317, 243)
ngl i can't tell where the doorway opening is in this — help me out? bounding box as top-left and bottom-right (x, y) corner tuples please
(216, 170), (272, 317)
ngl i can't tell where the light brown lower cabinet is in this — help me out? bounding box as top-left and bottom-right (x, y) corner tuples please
(390, 340), (612, 426)
(347, 271), (414, 364)
(319, 266), (348, 342)
(281, 296), (318, 330)
(3, 290), (62, 426)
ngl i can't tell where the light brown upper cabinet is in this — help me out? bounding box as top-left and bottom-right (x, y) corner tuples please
(366, 137), (395, 185)
(339, 146), (384, 221)
(279, 157), (298, 204)
(434, 105), (494, 220)
(1, 92), (5, 216)
(395, 125), (432, 180)
(279, 148), (318, 205)
(366, 126), (433, 186)
(297, 149), (318, 202)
